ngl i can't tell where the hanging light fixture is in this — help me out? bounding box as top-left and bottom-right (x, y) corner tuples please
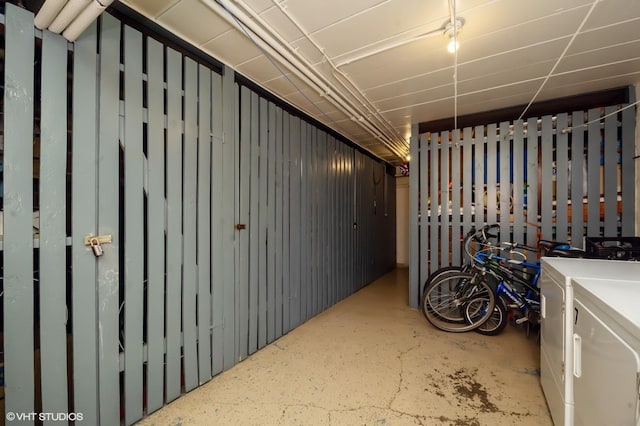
(444, 18), (463, 53)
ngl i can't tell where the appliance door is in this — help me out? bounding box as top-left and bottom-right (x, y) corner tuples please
(540, 269), (572, 425)
(573, 298), (640, 426)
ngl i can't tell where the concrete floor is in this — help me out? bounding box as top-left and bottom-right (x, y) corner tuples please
(138, 268), (553, 426)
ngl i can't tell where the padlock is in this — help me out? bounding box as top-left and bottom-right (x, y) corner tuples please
(90, 237), (103, 257)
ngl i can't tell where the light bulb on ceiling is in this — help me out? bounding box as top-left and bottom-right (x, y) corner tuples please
(447, 36), (459, 53)
(444, 18), (463, 54)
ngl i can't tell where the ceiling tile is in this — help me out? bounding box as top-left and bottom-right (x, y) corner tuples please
(120, 0), (181, 18)
(157, 1), (231, 46)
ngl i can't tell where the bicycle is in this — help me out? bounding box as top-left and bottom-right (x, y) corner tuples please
(421, 228), (500, 333)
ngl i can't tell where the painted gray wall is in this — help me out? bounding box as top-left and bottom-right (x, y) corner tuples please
(0, 5), (396, 425)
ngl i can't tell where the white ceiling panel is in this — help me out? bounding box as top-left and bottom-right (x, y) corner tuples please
(117, 0), (640, 164)
(119, 0), (180, 18)
(582, 0), (640, 30)
(569, 20), (640, 55)
(201, 29), (261, 67)
(156, 2), (232, 47)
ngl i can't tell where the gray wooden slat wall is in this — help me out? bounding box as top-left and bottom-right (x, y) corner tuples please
(1, 7), (396, 424)
(71, 19), (100, 426)
(182, 57), (199, 392)
(145, 36), (166, 414)
(409, 103), (636, 307)
(97, 14), (122, 425)
(164, 45), (183, 403)
(3, 4), (36, 419)
(39, 29), (69, 424)
(197, 64), (213, 384)
(123, 25), (145, 424)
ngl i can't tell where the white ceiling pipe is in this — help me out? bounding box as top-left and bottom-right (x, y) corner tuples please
(48, 0), (91, 33)
(267, 0), (408, 154)
(34, 0), (69, 29)
(203, 2), (401, 158)
(63, 0), (116, 42)
(209, 0), (406, 159)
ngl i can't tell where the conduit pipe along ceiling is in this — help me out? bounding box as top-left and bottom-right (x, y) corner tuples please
(35, 0), (116, 42)
(202, 0), (410, 161)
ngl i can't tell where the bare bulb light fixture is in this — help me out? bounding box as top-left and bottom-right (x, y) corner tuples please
(445, 18), (463, 53)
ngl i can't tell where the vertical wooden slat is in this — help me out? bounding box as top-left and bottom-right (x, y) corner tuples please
(540, 116), (553, 240)
(328, 137), (336, 306)
(145, 37), (166, 412)
(587, 108), (601, 236)
(164, 46), (183, 402)
(123, 25), (144, 424)
(462, 127), (473, 238)
(182, 57), (199, 391)
(409, 124), (420, 307)
(71, 20), (99, 425)
(300, 123), (308, 319)
(451, 131), (461, 265)
(210, 72), (225, 375)
(247, 92), (260, 353)
(429, 134), (439, 273)
(38, 29), (69, 422)
(258, 97), (269, 348)
(233, 85), (242, 363)
(281, 111), (291, 332)
(221, 69), (237, 370)
(486, 124), (497, 226)
(603, 106), (617, 236)
(197, 65), (213, 384)
(317, 132), (327, 309)
(289, 116), (301, 328)
(440, 132), (450, 266)
(352, 152), (358, 290)
(526, 117), (539, 247)
(3, 5), (35, 419)
(570, 112), (585, 247)
(97, 14), (122, 424)
(336, 143), (343, 299)
(238, 87), (251, 361)
(267, 102), (277, 343)
(621, 97), (635, 236)
(474, 126), (485, 231)
(499, 122), (510, 237)
(309, 128), (317, 316)
(275, 106), (284, 339)
(419, 134), (429, 294)
(512, 120), (525, 244)
(555, 114), (569, 243)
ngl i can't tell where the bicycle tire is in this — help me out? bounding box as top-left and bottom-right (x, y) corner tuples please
(473, 295), (509, 336)
(423, 271), (496, 333)
(421, 266), (466, 320)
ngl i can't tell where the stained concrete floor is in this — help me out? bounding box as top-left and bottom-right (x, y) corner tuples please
(137, 268), (553, 426)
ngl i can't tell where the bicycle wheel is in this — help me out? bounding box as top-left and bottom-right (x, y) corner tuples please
(474, 295), (508, 336)
(423, 271), (496, 333)
(421, 266), (466, 320)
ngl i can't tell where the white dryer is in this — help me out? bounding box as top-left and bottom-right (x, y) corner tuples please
(539, 258), (640, 426)
(571, 277), (640, 425)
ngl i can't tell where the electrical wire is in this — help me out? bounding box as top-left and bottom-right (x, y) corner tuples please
(560, 99), (640, 133)
(451, 0), (458, 131)
(518, 0), (600, 120)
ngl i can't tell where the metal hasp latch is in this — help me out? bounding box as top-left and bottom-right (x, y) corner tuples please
(84, 235), (112, 257)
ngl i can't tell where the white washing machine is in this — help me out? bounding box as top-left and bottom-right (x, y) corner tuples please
(539, 258), (640, 426)
(571, 277), (640, 426)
